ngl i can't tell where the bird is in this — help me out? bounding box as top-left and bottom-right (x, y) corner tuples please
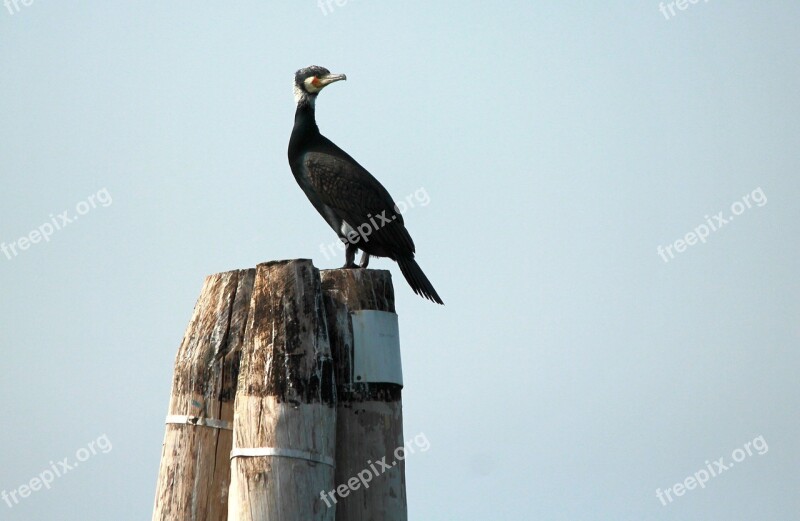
(288, 65), (443, 305)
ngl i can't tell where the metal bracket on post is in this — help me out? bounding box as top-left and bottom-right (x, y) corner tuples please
(350, 310), (403, 386)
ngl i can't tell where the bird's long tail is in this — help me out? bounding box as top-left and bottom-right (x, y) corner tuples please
(397, 257), (444, 305)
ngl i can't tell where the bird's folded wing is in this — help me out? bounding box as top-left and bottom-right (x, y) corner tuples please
(304, 152), (415, 254)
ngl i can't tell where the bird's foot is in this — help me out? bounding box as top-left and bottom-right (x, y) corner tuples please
(341, 262), (359, 269)
(359, 252), (370, 269)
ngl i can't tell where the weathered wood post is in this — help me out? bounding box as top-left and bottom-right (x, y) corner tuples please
(320, 269), (407, 521)
(152, 268), (256, 521)
(227, 260), (337, 521)
(154, 261), (409, 520)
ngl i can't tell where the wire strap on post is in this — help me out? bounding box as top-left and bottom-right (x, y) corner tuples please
(230, 447), (335, 467)
(165, 415), (233, 431)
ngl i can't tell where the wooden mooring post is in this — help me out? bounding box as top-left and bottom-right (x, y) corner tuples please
(152, 268), (255, 521)
(153, 260), (407, 521)
(227, 260), (337, 520)
(320, 269), (407, 521)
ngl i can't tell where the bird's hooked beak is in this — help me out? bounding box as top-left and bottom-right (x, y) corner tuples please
(307, 73), (347, 93)
(317, 73), (347, 87)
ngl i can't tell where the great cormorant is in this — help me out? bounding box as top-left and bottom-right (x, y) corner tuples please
(288, 65), (443, 305)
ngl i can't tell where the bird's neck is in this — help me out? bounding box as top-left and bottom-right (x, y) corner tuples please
(289, 97), (322, 163)
(293, 98), (320, 137)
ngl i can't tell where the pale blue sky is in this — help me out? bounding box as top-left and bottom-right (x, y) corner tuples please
(1, 2), (798, 520)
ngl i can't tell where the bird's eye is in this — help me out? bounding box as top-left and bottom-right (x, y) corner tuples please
(311, 77), (322, 87)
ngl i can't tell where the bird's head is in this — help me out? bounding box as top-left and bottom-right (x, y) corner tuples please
(293, 65), (346, 105)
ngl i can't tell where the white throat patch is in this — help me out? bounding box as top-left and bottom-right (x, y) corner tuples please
(294, 84), (314, 106)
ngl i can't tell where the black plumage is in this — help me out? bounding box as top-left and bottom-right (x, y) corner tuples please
(288, 66), (443, 305)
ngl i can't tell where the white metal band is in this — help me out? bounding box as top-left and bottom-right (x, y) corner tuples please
(230, 447), (334, 467)
(165, 415), (233, 431)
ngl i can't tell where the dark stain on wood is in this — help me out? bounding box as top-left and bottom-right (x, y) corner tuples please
(238, 259), (335, 406)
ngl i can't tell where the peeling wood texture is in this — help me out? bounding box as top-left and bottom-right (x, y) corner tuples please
(320, 269), (408, 521)
(154, 262), (406, 521)
(228, 260), (336, 521)
(152, 268), (256, 521)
